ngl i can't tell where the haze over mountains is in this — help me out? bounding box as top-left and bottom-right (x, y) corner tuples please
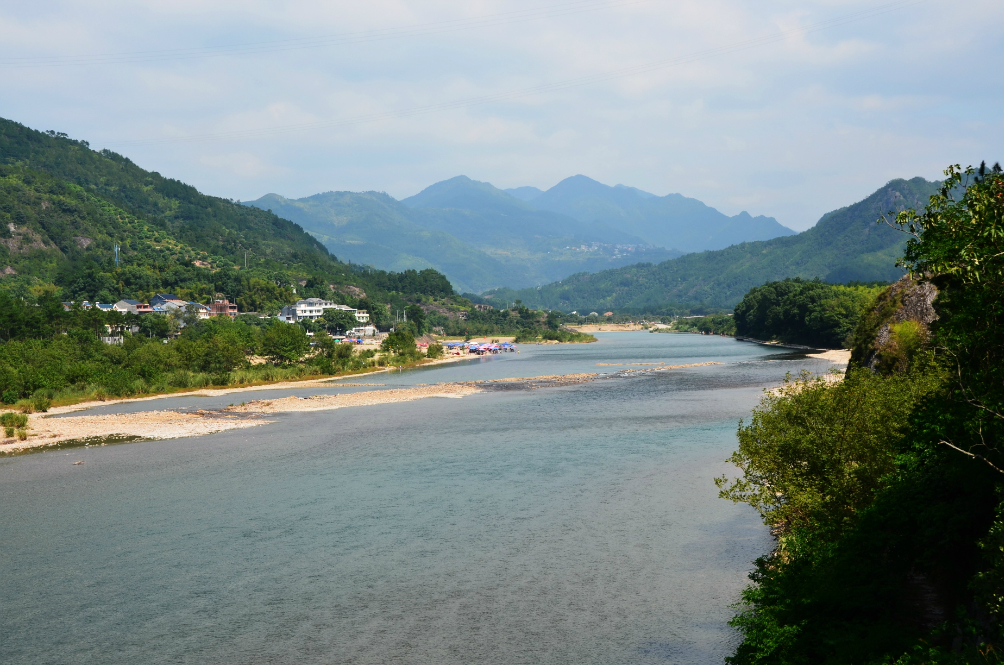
(249, 175), (794, 294)
(485, 177), (941, 312)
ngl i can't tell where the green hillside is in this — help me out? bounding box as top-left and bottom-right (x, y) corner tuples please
(0, 118), (463, 317)
(484, 177), (941, 312)
(0, 120), (333, 272)
(252, 190), (510, 294)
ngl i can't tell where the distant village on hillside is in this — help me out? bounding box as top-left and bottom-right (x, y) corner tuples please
(61, 295), (377, 342)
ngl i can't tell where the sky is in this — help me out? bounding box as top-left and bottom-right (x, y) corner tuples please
(1, 0), (1002, 231)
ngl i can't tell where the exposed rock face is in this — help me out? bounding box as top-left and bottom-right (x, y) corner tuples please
(850, 274), (939, 373)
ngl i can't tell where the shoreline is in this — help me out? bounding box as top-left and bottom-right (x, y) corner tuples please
(1, 346), (851, 456)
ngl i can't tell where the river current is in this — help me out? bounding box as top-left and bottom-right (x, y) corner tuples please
(0, 332), (836, 664)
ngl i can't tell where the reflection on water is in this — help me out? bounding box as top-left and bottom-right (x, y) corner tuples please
(0, 333), (836, 664)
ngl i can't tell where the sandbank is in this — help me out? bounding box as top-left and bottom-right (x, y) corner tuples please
(807, 350), (852, 364)
(567, 324), (647, 332)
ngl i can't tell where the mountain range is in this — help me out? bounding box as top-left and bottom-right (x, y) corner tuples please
(483, 177), (941, 312)
(249, 175), (794, 293)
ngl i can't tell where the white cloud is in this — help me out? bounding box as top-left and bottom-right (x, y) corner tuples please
(0, 0), (1001, 231)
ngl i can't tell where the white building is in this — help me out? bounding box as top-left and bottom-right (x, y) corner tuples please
(278, 298), (370, 323)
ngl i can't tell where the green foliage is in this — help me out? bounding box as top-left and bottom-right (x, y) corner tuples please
(718, 368), (943, 537)
(320, 308), (358, 334)
(723, 164), (1004, 663)
(734, 279), (884, 348)
(669, 314), (736, 335)
(0, 412), (28, 428)
(380, 330), (417, 356)
(426, 342), (444, 359)
(260, 322), (309, 365)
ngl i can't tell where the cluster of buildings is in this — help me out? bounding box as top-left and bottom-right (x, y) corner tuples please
(63, 294), (238, 319)
(63, 295), (377, 337)
(279, 298), (376, 336)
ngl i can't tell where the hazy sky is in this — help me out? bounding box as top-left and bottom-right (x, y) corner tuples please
(2, 0), (1001, 230)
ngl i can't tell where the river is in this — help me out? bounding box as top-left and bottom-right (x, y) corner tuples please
(0, 332), (836, 664)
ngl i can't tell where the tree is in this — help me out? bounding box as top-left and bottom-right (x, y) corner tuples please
(405, 304), (426, 335)
(380, 329), (416, 356)
(261, 321), (309, 364)
(320, 308), (358, 334)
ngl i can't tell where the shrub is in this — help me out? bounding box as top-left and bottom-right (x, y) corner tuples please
(16, 429), (27, 440)
(31, 395), (51, 412)
(717, 367), (943, 537)
(4, 426), (13, 438)
(1, 390), (16, 405)
(1, 413), (28, 428)
(426, 343), (444, 359)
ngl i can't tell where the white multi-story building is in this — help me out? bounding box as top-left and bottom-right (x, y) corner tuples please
(278, 298), (370, 323)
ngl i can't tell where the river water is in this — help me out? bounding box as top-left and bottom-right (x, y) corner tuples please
(0, 333), (835, 664)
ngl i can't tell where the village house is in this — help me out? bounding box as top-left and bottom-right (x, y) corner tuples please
(278, 298), (369, 323)
(210, 299), (238, 319)
(190, 302), (212, 319)
(349, 324), (378, 337)
(113, 299), (153, 314)
(150, 294), (188, 310)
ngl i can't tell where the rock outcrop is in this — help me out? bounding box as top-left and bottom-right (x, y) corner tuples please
(850, 274), (938, 373)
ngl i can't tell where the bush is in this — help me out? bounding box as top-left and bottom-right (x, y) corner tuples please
(1, 390), (16, 405)
(1, 412), (28, 428)
(426, 342), (444, 359)
(717, 367), (943, 537)
(16, 429), (27, 440)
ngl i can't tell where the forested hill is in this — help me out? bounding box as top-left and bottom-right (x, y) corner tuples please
(484, 177), (940, 312)
(0, 118), (333, 272)
(0, 117), (461, 319)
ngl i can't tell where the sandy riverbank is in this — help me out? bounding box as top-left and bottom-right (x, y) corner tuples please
(226, 383), (483, 415)
(1, 381), (485, 454)
(567, 324), (647, 332)
(1, 410), (272, 455)
(0, 369), (610, 453)
(807, 349), (851, 364)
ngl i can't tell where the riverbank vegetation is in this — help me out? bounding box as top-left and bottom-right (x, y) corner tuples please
(733, 279), (886, 348)
(719, 163), (1004, 663)
(663, 313), (736, 336)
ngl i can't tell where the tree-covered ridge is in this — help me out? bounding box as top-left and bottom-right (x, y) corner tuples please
(0, 165), (210, 283)
(719, 164), (1004, 663)
(484, 177), (941, 312)
(0, 116), (483, 322)
(0, 119), (334, 272)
